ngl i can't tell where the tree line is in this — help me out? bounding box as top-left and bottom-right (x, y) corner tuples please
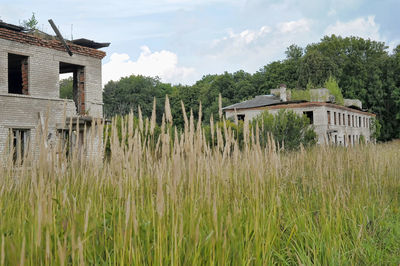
(68, 35), (400, 141)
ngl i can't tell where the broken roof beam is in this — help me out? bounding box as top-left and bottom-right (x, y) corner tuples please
(48, 19), (73, 56)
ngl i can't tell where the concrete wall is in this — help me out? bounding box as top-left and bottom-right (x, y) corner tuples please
(0, 37), (104, 157)
(225, 105), (373, 146)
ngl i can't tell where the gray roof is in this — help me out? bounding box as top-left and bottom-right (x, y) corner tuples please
(223, 95), (282, 110)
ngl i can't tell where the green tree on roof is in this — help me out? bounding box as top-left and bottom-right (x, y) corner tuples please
(22, 12), (38, 30)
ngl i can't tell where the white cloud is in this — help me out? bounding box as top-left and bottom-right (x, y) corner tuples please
(212, 25), (271, 48)
(102, 46), (196, 85)
(277, 19), (311, 33)
(324, 16), (381, 40)
(206, 19), (316, 73)
(324, 16), (399, 51)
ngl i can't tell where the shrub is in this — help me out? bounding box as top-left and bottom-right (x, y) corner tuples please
(253, 109), (317, 150)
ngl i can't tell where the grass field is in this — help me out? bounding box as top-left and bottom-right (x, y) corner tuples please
(0, 111), (399, 265)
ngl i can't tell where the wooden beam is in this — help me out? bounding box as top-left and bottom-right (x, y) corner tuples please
(48, 19), (73, 56)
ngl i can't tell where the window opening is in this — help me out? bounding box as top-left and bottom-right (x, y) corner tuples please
(59, 62), (85, 115)
(8, 53), (29, 95)
(334, 112), (337, 125)
(327, 111), (331, 125)
(303, 111), (313, 124)
(9, 129), (30, 163)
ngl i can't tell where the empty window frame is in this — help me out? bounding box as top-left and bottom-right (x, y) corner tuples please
(348, 114), (351, 126)
(8, 53), (29, 95)
(359, 117), (361, 127)
(59, 62), (85, 115)
(334, 112), (337, 125)
(338, 112), (341, 125)
(343, 114), (345, 126)
(303, 111), (314, 124)
(237, 114), (245, 121)
(9, 128), (30, 163)
(327, 111), (331, 125)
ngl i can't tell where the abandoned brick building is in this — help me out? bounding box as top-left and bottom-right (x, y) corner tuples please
(224, 85), (376, 146)
(0, 20), (109, 159)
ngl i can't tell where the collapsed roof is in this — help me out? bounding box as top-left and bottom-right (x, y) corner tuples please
(223, 95), (282, 110)
(0, 20), (109, 50)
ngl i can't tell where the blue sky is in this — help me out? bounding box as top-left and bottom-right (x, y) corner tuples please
(1, 0), (399, 85)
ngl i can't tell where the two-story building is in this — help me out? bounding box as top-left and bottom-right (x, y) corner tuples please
(0, 21), (109, 159)
(223, 85), (376, 146)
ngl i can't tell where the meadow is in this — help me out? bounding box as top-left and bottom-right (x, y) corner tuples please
(0, 107), (399, 265)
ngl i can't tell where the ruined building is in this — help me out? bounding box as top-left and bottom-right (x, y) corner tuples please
(0, 21), (109, 159)
(223, 85), (376, 146)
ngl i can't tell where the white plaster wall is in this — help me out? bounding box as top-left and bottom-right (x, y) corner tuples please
(225, 106), (374, 146)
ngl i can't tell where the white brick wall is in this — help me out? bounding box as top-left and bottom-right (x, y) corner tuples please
(0, 37), (104, 158)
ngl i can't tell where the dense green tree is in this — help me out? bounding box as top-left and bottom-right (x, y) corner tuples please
(102, 36), (400, 141)
(285, 44), (303, 61)
(103, 75), (174, 122)
(59, 77), (73, 99)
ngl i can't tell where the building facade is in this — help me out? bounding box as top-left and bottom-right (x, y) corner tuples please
(224, 86), (375, 146)
(0, 21), (108, 159)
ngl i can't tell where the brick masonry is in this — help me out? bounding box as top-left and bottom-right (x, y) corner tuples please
(0, 28), (106, 59)
(0, 31), (105, 159)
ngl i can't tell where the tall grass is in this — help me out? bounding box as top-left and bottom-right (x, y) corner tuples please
(0, 102), (399, 265)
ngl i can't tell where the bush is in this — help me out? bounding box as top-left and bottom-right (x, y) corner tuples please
(253, 109), (317, 150)
(324, 76), (344, 105)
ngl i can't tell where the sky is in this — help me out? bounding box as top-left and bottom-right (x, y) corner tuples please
(1, 0), (399, 86)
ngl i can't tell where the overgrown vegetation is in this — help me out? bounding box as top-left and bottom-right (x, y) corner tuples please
(0, 104), (399, 264)
(324, 75), (344, 105)
(252, 109), (317, 150)
(21, 12), (38, 30)
(105, 99), (316, 154)
(103, 36), (400, 141)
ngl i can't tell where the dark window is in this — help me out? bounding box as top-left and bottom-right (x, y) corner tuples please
(57, 130), (71, 156)
(338, 112), (341, 125)
(8, 53), (29, 95)
(327, 111), (331, 125)
(303, 111), (313, 124)
(348, 114), (350, 126)
(343, 114), (345, 126)
(59, 62), (85, 115)
(359, 117), (361, 127)
(334, 112), (337, 125)
(10, 129), (30, 163)
(237, 114), (245, 121)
